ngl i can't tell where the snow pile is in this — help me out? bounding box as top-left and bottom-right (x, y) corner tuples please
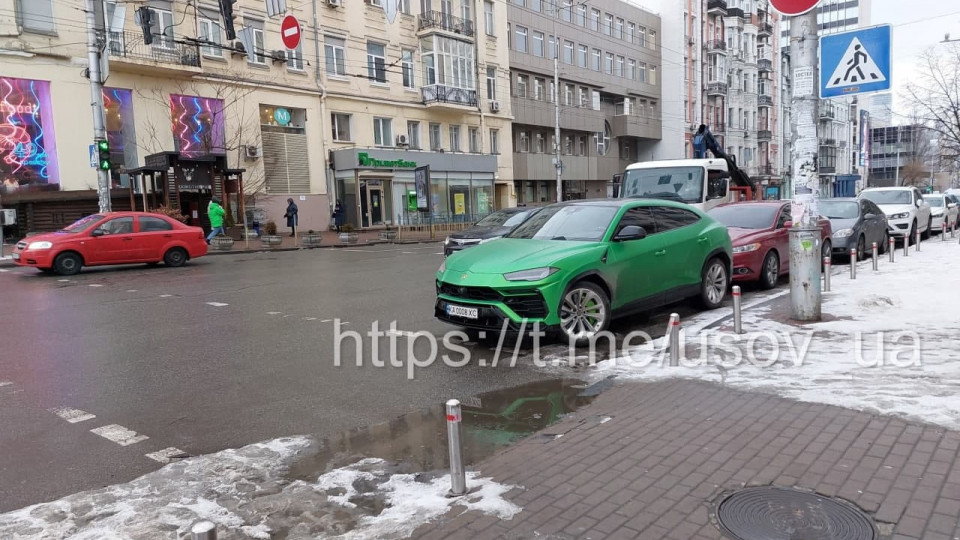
(569, 239), (960, 430)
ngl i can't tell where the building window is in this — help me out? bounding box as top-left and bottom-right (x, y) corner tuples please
(149, 8), (176, 49)
(578, 136), (587, 156)
(533, 31), (544, 57)
(367, 42), (387, 83)
(577, 45), (587, 68)
(449, 125), (462, 152)
(579, 86), (589, 107)
(561, 0), (572, 21)
(531, 77), (544, 101)
(250, 26), (266, 63)
(484, 1), (494, 35)
(595, 122), (611, 155)
(535, 133), (545, 153)
(627, 59), (636, 80)
(615, 18), (624, 39)
(639, 62), (647, 83)
(420, 35), (475, 92)
(198, 18), (223, 57)
(627, 22), (635, 43)
(590, 8), (600, 31)
(650, 65), (657, 84)
(605, 53), (614, 74)
(325, 36), (346, 77)
(516, 74), (528, 98)
(331, 113), (352, 141)
(616, 56), (624, 77)
(373, 117), (393, 146)
(469, 127), (480, 153)
(604, 13), (613, 35)
(563, 40), (574, 64)
(649, 30), (657, 50)
(638, 26), (646, 48)
(564, 84), (574, 106)
(531, 0), (541, 12)
(19, 0), (56, 33)
(287, 43), (305, 71)
(576, 4), (586, 26)
(515, 26), (528, 53)
(407, 121), (421, 149)
(592, 48), (601, 71)
(547, 35), (556, 59)
(490, 129), (500, 154)
(486, 66), (497, 100)
(429, 122), (442, 150)
(402, 49), (415, 88)
(564, 135), (573, 155)
(519, 131), (530, 153)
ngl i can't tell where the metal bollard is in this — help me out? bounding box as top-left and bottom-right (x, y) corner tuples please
(823, 257), (832, 292)
(446, 399), (467, 496)
(668, 313), (681, 367)
(732, 286), (742, 334)
(872, 242), (879, 271)
(191, 521), (217, 540)
(889, 237), (895, 263)
(943, 223), (948, 241)
(849, 249), (857, 279)
(916, 229), (921, 252)
(904, 235), (909, 257)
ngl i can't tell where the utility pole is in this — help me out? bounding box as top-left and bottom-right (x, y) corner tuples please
(787, 7), (821, 321)
(85, 0), (111, 213)
(553, 17), (562, 204)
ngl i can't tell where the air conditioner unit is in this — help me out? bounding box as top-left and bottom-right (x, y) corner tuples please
(490, 100), (501, 113)
(328, 0), (342, 6)
(271, 50), (287, 63)
(396, 134), (409, 146)
(245, 145), (262, 159)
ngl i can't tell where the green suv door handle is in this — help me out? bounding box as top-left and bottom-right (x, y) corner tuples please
(697, 237), (709, 244)
(655, 249), (667, 256)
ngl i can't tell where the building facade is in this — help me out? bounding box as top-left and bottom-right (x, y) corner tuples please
(507, 0), (662, 204)
(683, 0), (782, 198)
(321, 0), (515, 227)
(869, 125), (938, 188)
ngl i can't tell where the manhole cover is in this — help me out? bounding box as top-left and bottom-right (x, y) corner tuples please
(716, 487), (877, 540)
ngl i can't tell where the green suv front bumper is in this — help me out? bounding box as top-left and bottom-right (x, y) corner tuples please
(434, 277), (566, 331)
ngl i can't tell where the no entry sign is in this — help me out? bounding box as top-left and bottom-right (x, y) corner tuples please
(280, 14), (302, 50)
(769, 0), (820, 16)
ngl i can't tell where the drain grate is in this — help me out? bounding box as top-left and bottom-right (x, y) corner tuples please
(716, 487), (877, 540)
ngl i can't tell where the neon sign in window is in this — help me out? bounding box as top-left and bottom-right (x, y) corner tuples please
(0, 76), (59, 190)
(170, 94), (225, 158)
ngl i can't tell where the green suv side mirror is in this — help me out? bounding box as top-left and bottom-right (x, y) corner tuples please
(614, 225), (647, 241)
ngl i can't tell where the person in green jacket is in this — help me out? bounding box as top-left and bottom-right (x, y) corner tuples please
(206, 197), (226, 244)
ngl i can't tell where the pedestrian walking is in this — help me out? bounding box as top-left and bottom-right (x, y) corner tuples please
(333, 199), (345, 233)
(206, 197), (226, 245)
(284, 198), (299, 237)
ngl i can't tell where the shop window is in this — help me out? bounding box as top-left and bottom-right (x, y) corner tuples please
(0, 76), (60, 190)
(332, 113), (352, 141)
(373, 117), (393, 146)
(103, 87), (138, 187)
(261, 105), (306, 133)
(170, 94), (225, 157)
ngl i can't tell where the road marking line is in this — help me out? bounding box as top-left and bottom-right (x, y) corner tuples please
(0, 269), (8, 273)
(267, 311), (283, 315)
(402, 251), (415, 254)
(320, 319), (332, 323)
(89, 284), (104, 288)
(145, 447), (190, 464)
(58, 279), (70, 282)
(91, 424), (149, 446)
(303, 317), (317, 321)
(49, 407), (97, 423)
(159, 294), (172, 298)
(434, 252), (444, 255)
(0, 381), (13, 388)
(126, 289), (138, 293)
(206, 302), (229, 307)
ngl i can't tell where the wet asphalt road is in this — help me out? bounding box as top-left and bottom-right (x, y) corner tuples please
(0, 242), (771, 511)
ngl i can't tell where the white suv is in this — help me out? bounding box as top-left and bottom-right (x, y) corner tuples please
(859, 187), (932, 245)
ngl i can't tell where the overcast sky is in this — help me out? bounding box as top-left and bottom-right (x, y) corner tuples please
(872, 0), (960, 118)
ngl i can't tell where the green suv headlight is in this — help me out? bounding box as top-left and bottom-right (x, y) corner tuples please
(438, 260), (446, 273)
(503, 267), (559, 281)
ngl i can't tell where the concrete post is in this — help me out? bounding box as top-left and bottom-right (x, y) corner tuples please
(788, 9), (821, 320)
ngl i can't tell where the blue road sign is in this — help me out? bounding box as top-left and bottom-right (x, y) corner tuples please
(820, 25), (891, 99)
(88, 144), (97, 168)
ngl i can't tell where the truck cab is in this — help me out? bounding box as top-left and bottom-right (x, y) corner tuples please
(620, 158), (734, 213)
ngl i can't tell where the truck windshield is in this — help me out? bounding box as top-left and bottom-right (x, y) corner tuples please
(622, 167), (705, 204)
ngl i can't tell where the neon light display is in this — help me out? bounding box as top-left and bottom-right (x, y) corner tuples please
(0, 76), (59, 189)
(170, 94), (225, 158)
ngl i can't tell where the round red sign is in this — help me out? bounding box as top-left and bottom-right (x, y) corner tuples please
(769, 0), (820, 16)
(280, 15), (302, 50)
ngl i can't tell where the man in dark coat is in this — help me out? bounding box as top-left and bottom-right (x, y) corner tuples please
(283, 198), (298, 237)
(333, 200), (345, 232)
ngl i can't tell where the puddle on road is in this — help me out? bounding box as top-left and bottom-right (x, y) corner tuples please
(288, 378), (609, 482)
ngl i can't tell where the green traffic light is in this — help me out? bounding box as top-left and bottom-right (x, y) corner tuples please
(100, 160), (111, 170)
(97, 140), (110, 152)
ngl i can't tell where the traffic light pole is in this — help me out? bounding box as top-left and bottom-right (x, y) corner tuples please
(85, 0), (111, 213)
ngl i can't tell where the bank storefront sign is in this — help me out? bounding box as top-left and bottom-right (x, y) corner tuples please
(358, 152), (417, 169)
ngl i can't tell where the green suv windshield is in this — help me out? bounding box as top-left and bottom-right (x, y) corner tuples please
(506, 205), (618, 242)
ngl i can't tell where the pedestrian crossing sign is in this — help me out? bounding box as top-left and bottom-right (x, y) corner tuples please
(819, 25), (892, 99)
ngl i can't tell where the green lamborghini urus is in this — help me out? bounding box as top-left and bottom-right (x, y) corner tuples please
(435, 199), (733, 343)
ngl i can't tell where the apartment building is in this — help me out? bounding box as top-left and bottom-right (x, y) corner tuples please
(322, 0), (514, 227)
(684, 0), (781, 197)
(507, 0), (662, 204)
(1, 0), (334, 231)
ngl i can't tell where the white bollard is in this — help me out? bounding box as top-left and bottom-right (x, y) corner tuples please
(904, 235), (910, 257)
(889, 236), (895, 263)
(732, 286), (742, 334)
(943, 222), (948, 241)
(823, 257), (832, 292)
(668, 313), (680, 367)
(849, 248), (857, 279)
(872, 242), (878, 271)
(916, 229), (922, 252)
(446, 399), (466, 496)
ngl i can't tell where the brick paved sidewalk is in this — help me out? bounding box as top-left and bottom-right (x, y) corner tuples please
(412, 380), (960, 540)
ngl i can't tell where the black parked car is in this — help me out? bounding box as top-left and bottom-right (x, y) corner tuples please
(443, 207), (540, 257)
(821, 198), (890, 260)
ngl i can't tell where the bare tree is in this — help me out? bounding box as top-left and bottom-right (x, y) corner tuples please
(903, 44), (960, 169)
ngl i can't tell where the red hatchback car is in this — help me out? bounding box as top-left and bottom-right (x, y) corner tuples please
(707, 202), (832, 289)
(12, 212), (208, 275)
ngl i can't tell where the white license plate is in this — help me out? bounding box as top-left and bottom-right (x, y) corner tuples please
(446, 304), (479, 319)
(11, 253), (20, 260)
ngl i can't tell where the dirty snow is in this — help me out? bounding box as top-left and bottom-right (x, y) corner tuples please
(564, 239), (960, 430)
